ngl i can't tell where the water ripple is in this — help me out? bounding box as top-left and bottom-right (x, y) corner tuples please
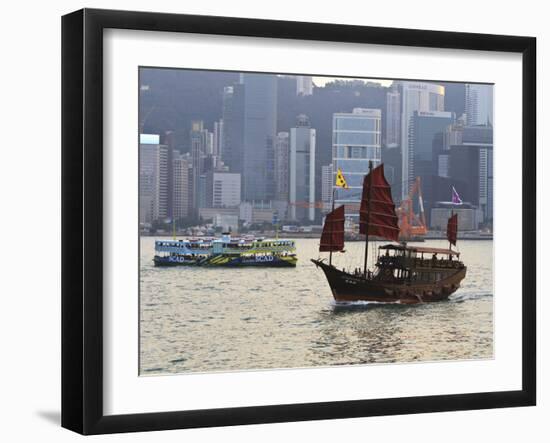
(140, 238), (494, 374)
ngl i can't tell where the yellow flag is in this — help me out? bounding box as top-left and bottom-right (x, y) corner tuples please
(335, 168), (348, 189)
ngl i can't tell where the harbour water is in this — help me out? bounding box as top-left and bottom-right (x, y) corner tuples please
(140, 237), (493, 375)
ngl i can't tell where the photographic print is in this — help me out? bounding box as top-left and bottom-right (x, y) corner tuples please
(138, 68), (494, 375)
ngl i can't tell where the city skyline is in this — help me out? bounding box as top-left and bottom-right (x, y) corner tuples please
(139, 68), (493, 234)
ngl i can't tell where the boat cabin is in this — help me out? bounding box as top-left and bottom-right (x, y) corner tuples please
(374, 244), (464, 283)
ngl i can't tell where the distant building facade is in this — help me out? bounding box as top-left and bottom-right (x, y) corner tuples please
(397, 81), (445, 199)
(321, 164), (333, 213)
(221, 84), (245, 174)
(465, 84), (494, 126)
(161, 130), (176, 219)
(385, 87), (400, 148)
(213, 214), (239, 232)
(154, 144), (170, 221)
(408, 110), (454, 180)
(430, 202), (482, 231)
(213, 120), (224, 157)
(242, 73), (277, 201)
(139, 134), (160, 224)
(332, 108), (381, 217)
(290, 115), (316, 221)
(172, 154), (191, 220)
(449, 125), (493, 223)
(190, 120), (209, 213)
(206, 171), (241, 208)
(296, 76), (313, 96)
(274, 132), (290, 201)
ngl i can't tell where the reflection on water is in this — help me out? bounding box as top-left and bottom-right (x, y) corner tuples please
(140, 238), (493, 375)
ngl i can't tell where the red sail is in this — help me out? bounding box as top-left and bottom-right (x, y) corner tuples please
(447, 213), (458, 246)
(319, 205), (345, 252)
(359, 164), (400, 242)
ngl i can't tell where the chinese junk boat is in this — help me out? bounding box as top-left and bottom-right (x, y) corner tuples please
(312, 163), (466, 304)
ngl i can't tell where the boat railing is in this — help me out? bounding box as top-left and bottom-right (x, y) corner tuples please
(377, 255), (463, 270)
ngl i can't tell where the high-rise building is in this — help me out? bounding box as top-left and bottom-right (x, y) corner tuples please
(385, 87), (400, 148)
(296, 76), (313, 96)
(332, 108), (382, 216)
(221, 84), (245, 174)
(465, 84), (494, 126)
(242, 74), (277, 201)
(321, 164), (333, 213)
(433, 121), (465, 179)
(161, 130), (176, 219)
(154, 144), (170, 221)
(139, 134), (160, 224)
(190, 120), (209, 213)
(408, 110), (454, 180)
(206, 132), (214, 155)
(449, 125), (493, 223)
(290, 115), (316, 221)
(213, 120), (224, 157)
(406, 111), (454, 223)
(274, 132), (290, 201)
(172, 153), (191, 220)
(381, 146), (402, 202)
(440, 82), (466, 117)
(397, 81), (445, 199)
(443, 122), (464, 150)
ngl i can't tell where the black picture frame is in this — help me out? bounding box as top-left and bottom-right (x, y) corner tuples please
(62, 8), (536, 435)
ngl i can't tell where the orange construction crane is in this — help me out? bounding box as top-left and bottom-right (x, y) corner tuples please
(398, 177), (428, 240)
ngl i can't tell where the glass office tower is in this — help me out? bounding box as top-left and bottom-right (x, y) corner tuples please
(332, 108), (381, 218)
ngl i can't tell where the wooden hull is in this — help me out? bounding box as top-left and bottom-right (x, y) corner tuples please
(311, 259), (466, 304)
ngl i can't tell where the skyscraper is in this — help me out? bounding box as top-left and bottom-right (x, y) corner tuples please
(190, 120), (209, 213)
(460, 125), (493, 222)
(154, 144), (170, 221)
(321, 164), (334, 213)
(465, 84), (494, 126)
(139, 134), (160, 224)
(221, 84), (245, 174)
(407, 110), (454, 221)
(385, 87), (400, 148)
(213, 119), (224, 157)
(440, 82), (466, 117)
(242, 73), (277, 202)
(408, 110), (454, 179)
(397, 81), (445, 199)
(172, 153), (191, 221)
(161, 130), (176, 219)
(274, 132), (290, 202)
(332, 108), (382, 216)
(449, 143), (493, 225)
(290, 115), (316, 221)
(296, 76), (313, 96)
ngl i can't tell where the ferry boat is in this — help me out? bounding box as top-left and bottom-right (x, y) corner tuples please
(153, 237), (214, 266)
(154, 233), (297, 267)
(311, 162), (466, 304)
